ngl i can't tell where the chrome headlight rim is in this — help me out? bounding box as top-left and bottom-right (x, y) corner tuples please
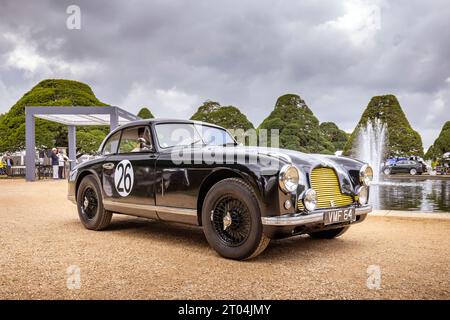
(302, 188), (317, 212)
(279, 164), (300, 193)
(356, 185), (369, 205)
(359, 164), (373, 187)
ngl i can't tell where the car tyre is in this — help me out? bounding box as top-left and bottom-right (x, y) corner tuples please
(409, 168), (417, 175)
(201, 178), (270, 260)
(383, 168), (391, 175)
(77, 175), (112, 230)
(308, 226), (349, 239)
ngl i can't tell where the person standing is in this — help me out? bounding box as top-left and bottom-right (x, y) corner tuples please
(38, 149), (45, 165)
(51, 148), (59, 179)
(58, 151), (69, 179)
(5, 154), (13, 176)
(0, 156), (5, 175)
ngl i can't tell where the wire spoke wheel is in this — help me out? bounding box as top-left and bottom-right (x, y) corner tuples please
(211, 196), (251, 246)
(81, 187), (98, 220)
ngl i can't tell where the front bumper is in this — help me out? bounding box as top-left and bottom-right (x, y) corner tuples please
(261, 205), (371, 239)
(262, 205), (372, 226)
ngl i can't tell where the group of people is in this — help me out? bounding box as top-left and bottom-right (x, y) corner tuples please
(1, 148), (70, 179)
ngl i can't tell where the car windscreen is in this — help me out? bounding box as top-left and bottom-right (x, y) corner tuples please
(155, 123), (235, 149)
(194, 124), (235, 146)
(155, 123), (202, 149)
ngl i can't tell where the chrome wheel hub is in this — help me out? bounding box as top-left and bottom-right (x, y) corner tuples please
(83, 197), (89, 210)
(223, 212), (232, 230)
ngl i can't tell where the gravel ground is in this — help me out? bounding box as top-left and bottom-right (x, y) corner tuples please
(1, 179), (449, 299)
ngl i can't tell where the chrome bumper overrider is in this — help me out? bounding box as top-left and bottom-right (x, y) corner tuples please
(261, 205), (372, 226)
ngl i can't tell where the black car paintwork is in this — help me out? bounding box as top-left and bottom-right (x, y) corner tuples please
(68, 119), (366, 229)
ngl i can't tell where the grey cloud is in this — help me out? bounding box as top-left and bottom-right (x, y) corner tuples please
(0, 0), (449, 149)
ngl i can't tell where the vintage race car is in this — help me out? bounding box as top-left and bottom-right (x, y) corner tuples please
(68, 119), (373, 260)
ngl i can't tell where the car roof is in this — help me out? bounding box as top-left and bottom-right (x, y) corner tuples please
(106, 118), (227, 139)
(99, 118), (229, 152)
(114, 118), (225, 131)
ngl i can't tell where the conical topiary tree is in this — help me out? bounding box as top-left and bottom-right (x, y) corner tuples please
(425, 121), (450, 159)
(320, 122), (349, 151)
(0, 79), (109, 153)
(190, 100), (254, 131)
(258, 94), (335, 154)
(343, 94), (423, 157)
(137, 107), (154, 119)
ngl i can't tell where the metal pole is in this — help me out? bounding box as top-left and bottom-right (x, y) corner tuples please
(110, 107), (119, 132)
(68, 125), (76, 170)
(25, 108), (35, 181)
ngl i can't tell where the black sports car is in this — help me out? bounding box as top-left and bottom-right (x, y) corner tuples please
(68, 119), (372, 260)
(383, 160), (424, 176)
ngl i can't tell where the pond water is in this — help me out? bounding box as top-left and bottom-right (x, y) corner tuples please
(369, 178), (450, 213)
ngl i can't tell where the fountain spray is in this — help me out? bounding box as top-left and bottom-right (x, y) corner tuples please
(356, 118), (387, 184)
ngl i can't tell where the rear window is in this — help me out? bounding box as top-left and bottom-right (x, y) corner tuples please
(102, 131), (121, 155)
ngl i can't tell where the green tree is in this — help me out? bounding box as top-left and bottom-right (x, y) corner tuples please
(258, 94), (335, 154)
(425, 121), (450, 159)
(320, 122), (349, 151)
(137, 107), (154, 119)
(0, 79), (109, 153)
(343, 95), (424, 157)
(76, 129), (107, 154)
(190, 100), (254, 131)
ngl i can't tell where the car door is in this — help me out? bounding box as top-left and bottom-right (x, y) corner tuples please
(401, 161), (411, 173)
(102, 125), (157, 210)
(392, 160), (405, 173)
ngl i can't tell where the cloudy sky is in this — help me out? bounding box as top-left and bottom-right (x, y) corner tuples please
(1, 0), (449, 149)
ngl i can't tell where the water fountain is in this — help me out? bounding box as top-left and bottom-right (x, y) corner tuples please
(356, 118), (387, 184)
(353, 119), (450, 213)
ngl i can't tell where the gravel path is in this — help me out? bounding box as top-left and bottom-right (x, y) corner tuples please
(1, 179), (449, 299)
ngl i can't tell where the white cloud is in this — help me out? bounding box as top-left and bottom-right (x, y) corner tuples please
(425, 93), (445, 124)
(0, 78), (22, 114)
(122, 84), (201, 118)
(2, 32), (102, 78)
(320, 0), (382, 47)
(3, 32), (48, 74)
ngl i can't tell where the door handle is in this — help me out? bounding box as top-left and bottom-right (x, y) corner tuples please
(103, 163), (115, 170)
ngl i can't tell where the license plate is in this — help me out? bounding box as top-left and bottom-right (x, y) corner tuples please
(323, 207), (356, 225)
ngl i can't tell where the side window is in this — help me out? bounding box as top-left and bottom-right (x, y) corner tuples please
(102, 131), (121, 155)
(119, 126), (153, 154)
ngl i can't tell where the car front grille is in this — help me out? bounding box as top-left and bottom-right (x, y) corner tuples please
(297, 167), (354, 211)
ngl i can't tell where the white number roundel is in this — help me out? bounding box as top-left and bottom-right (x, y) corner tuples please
(114, 160), (134, 197)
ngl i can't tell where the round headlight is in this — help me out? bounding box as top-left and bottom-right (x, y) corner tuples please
(279, 165), (300, 193)
(360, 164), (373, 187)
(303, 188), (317, 211)
(357, 186), (369, 205)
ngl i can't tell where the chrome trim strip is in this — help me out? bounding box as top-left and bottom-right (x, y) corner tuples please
(103, 200), (197, 216)
(261, 205), (372, 226)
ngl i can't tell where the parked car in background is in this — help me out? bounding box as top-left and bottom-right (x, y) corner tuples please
(383, 159), (424, 175)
